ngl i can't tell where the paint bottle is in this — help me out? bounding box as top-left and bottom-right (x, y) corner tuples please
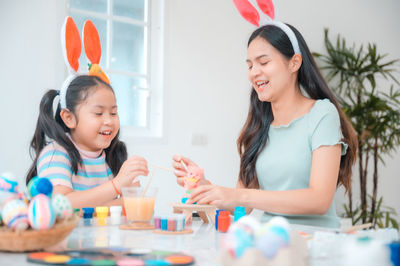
(167, 215), (177, 231)
(161, 216), (168, 231)
(82, 207), (94, 226)
(234, 206), (246, 222)
(215, 209), (223, 230)
(154, 215), (161, 229)
(96, 206), (109, 226)
(389, 241), (400, 266)
(218, 210), (231, 232)
(176, 214), (186, 231)
(110, 206), (122, 225)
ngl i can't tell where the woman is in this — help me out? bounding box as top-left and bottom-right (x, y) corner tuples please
(172, 23), (357, 228)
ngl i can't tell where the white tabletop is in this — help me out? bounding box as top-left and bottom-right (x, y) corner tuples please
(0, 217), (221, 266)
(0, 216), (398, 266)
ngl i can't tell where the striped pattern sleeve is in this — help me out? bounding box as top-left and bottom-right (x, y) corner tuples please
(71, 164), (113, 191)
(36, 142), (73, 189)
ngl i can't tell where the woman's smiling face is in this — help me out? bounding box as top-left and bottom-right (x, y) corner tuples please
(247, 37), (293, 102)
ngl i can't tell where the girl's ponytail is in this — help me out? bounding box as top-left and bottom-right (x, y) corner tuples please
(26, 90), (80, 184)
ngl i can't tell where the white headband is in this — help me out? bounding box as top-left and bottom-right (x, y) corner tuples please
(233, 0), (302, 56)
(261, 20), (301, 55)
(59, 74), (77, 109)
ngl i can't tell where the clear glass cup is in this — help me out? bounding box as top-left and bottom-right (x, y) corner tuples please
(122, 187), (157, 223)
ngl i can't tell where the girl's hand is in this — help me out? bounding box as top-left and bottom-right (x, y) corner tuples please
(172, 155), (210, 187)
(187, 184), (237, 210)
(114, 156), (148, 189)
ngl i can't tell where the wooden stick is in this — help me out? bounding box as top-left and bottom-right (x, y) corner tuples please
(141, 169), (157, 197)
(180, 160), (189, 172)
(149, 163), (174, 173)
(342, 223), (372, 233)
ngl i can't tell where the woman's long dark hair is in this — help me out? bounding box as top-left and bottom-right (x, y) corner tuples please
(237, 24), (357, 191)
(26, 75), (127, 184)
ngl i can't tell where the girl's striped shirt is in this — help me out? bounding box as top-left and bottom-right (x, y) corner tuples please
(37, 141), (113, 191)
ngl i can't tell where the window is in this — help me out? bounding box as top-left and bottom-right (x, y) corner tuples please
(68, 0), (164, 138)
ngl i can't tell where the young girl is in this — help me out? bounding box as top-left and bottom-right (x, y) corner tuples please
(172, 8), (357, 228)
(26, 75), (148, 208)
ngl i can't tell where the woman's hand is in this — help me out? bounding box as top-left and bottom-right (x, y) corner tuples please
(114, 156), (149, 189)
(172, 154), (210, 187)
(187, 184), (237, 210)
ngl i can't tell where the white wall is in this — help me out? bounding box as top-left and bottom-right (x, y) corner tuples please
(0, 1), (66, 181)
(0, 0), (399, 217)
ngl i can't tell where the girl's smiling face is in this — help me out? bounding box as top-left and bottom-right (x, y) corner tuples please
(69, 85), (120, 152)
(247, 37), (294, 102)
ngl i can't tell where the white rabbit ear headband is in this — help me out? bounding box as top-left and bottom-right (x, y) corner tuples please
(59, 16), (110, 110)
(233, 0), (301, 55)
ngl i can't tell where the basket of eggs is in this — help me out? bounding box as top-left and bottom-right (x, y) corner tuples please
(0, 173), (78, 252)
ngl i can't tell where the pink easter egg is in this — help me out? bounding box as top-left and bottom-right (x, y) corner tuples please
(1, 198), (29, 230)
(28, 194), (56, 230)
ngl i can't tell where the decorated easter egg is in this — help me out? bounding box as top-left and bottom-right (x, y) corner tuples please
(28, 194), (56, 230)
(0, 172), (19, 207)
(1, 198), (29, 230)
(236, 215), (261, 232)
(269, 216), (291, 232)
(27, 177), (53, 198)
(51, 194), (72, 220)
(225, 223), (255, 258)
(224, 215), (261, 258)
(0, 172), (19, 193)
(255, 216), (291, 259)
(255, 227), (288, 259)
(0, 191), (17, 210)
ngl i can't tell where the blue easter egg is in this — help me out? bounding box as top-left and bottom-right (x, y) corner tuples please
(28, 177), (53, 198)
(28, 194), (56, 230)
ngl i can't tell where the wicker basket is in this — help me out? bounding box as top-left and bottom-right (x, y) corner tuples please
(0, 214), (79, 252)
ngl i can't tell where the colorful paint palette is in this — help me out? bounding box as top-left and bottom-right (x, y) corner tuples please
(27, 247), (195, 265)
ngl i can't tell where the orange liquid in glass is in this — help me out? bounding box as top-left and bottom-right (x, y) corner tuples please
(123, 197), (156, 222)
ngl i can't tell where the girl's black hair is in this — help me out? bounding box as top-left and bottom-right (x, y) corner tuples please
(237, 24), (357, 191)
(26, 75), (127, 184)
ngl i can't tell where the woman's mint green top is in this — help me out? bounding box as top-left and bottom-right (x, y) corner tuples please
(256, 99), (348, 228)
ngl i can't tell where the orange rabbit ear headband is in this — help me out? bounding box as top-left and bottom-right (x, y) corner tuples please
(59, 16), (110, 110)
(233, 0), (301, 55)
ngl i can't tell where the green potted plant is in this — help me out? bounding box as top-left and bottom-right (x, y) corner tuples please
(313, 29), (400, 229)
